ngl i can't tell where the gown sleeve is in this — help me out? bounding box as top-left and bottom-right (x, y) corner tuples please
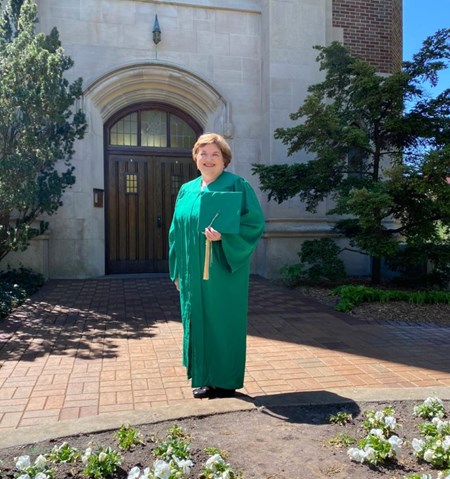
(169, 186), (184, 282)
(220, 178), (265, 273)
(169, 221), (178, 282)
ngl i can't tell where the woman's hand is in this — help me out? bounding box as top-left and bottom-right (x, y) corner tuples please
(204, 227), (222, 242)
(174, 278), (180, 291)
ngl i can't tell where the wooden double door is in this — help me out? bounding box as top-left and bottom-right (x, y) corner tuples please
(105, 154), (197, 274)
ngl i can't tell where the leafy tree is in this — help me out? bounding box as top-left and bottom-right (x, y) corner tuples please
(0, 0), (87, 261)
(253, 30), (450, 284)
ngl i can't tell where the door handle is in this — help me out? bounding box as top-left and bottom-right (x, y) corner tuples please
(157, 215), (162, 228)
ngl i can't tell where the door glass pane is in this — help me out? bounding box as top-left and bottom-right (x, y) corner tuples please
(110, 113), (138, 146)
(170, 115), (196, 148)
(126, 174), (138, 194)
(141, 110), (167, 147)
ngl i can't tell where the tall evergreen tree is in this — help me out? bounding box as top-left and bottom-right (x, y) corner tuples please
(0, 0), (87, 261)
(253, 30), (450, 284)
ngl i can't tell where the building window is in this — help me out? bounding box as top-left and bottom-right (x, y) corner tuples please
(109, 108), (196, 148)
(347, 146), (366, 178)
(110, 113), (138, 146)
(170, 115), (196, 148)
(141, 110), (167, 147)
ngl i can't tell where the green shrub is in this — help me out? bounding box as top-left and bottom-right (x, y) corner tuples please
(332, 285), (450, 312)
(115, 423), (143, 450)
(82, 447), (122, 479)
(0, 267), (44, 318)
(280, 239), (347, 287)
(1, 266), (45, 295)
(280, 263), (306, 287)
(386, 242), (450, 289)
(300, 238), (347, 282)
(326, 432), (357, 448)
(328, 411), (353, 425)
(47, 442), (81, 463)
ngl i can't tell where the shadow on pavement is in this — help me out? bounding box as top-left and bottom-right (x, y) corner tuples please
(2, 275), (450, 377)
(250, 390), (361, 424)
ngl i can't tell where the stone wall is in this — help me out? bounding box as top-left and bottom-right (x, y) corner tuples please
(1, 0), (402, 279)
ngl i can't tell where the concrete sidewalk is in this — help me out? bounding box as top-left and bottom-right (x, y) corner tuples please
(1, 275), (450, 448)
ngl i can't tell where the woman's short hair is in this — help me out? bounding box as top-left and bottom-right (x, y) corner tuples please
(192, 133), (232, 167)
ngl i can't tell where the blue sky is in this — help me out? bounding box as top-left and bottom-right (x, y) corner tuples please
(403, 1), (449, 92)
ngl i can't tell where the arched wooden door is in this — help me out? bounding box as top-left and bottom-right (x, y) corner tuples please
(104, 103), (201, 274)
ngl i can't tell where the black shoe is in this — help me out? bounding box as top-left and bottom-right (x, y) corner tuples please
(212, 388), (235, 398)
(193, 386), (212, 399)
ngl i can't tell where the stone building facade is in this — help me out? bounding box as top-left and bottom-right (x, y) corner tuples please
(2, 0), (402, 279)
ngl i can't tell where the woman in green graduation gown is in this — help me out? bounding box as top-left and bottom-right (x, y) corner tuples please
(169, 133), (265, 399)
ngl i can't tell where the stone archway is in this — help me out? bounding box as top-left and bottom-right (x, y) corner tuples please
(84, 61), (232, 136)
(82, 62), (232, 273)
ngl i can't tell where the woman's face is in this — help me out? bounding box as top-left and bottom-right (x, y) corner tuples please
(195, 143), (225, 182)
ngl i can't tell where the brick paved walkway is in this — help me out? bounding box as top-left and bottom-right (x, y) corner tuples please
(1, 275), (450, 432)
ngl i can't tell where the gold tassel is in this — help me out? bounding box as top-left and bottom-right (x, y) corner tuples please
(203, 238), (212, 280)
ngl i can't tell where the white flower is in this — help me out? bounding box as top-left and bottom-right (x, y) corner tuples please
(437, 472), (450, 479)
(141, 467), (151, 479)
(437, 420), (450, 432)
(442, 435), (450, 451)
(82, 447), (92, 464)
(347, 447), (365, 463)
(384, 416), (396, 429)
(16, 475), (31, 479)
(426, 397), (445, 417)
(423, 448), (434, 462)
(424, 396), (443, 407)
(432, 417), (445, 429)
(35, 473), (50, 479)
(15, 455), (31, 470)
(363, 446), (376, 462)
(98, 451), (107, 462)
(412, 438), (425, 453)
(153, 459), (171, 479)
(221, 470), (231, 479)
(174, 457), (193, 475)
(205, 454), (226, 471)
(431, 416), (449, 429)
(34, 455), (47, 469)
(369, 428), (384, 438)
(374, 411), (384, 421)
(388, 435), (403, 454)
(128, 466), (141, 479)
(127, 466), (152, 479)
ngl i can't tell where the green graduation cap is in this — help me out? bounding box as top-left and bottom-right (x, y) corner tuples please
(198, 191), (242, 234)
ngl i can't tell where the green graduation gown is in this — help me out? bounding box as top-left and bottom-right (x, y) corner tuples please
(169, 171), (265, 389)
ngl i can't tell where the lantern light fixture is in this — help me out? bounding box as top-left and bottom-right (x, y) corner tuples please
(152, 15), (161, 46)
